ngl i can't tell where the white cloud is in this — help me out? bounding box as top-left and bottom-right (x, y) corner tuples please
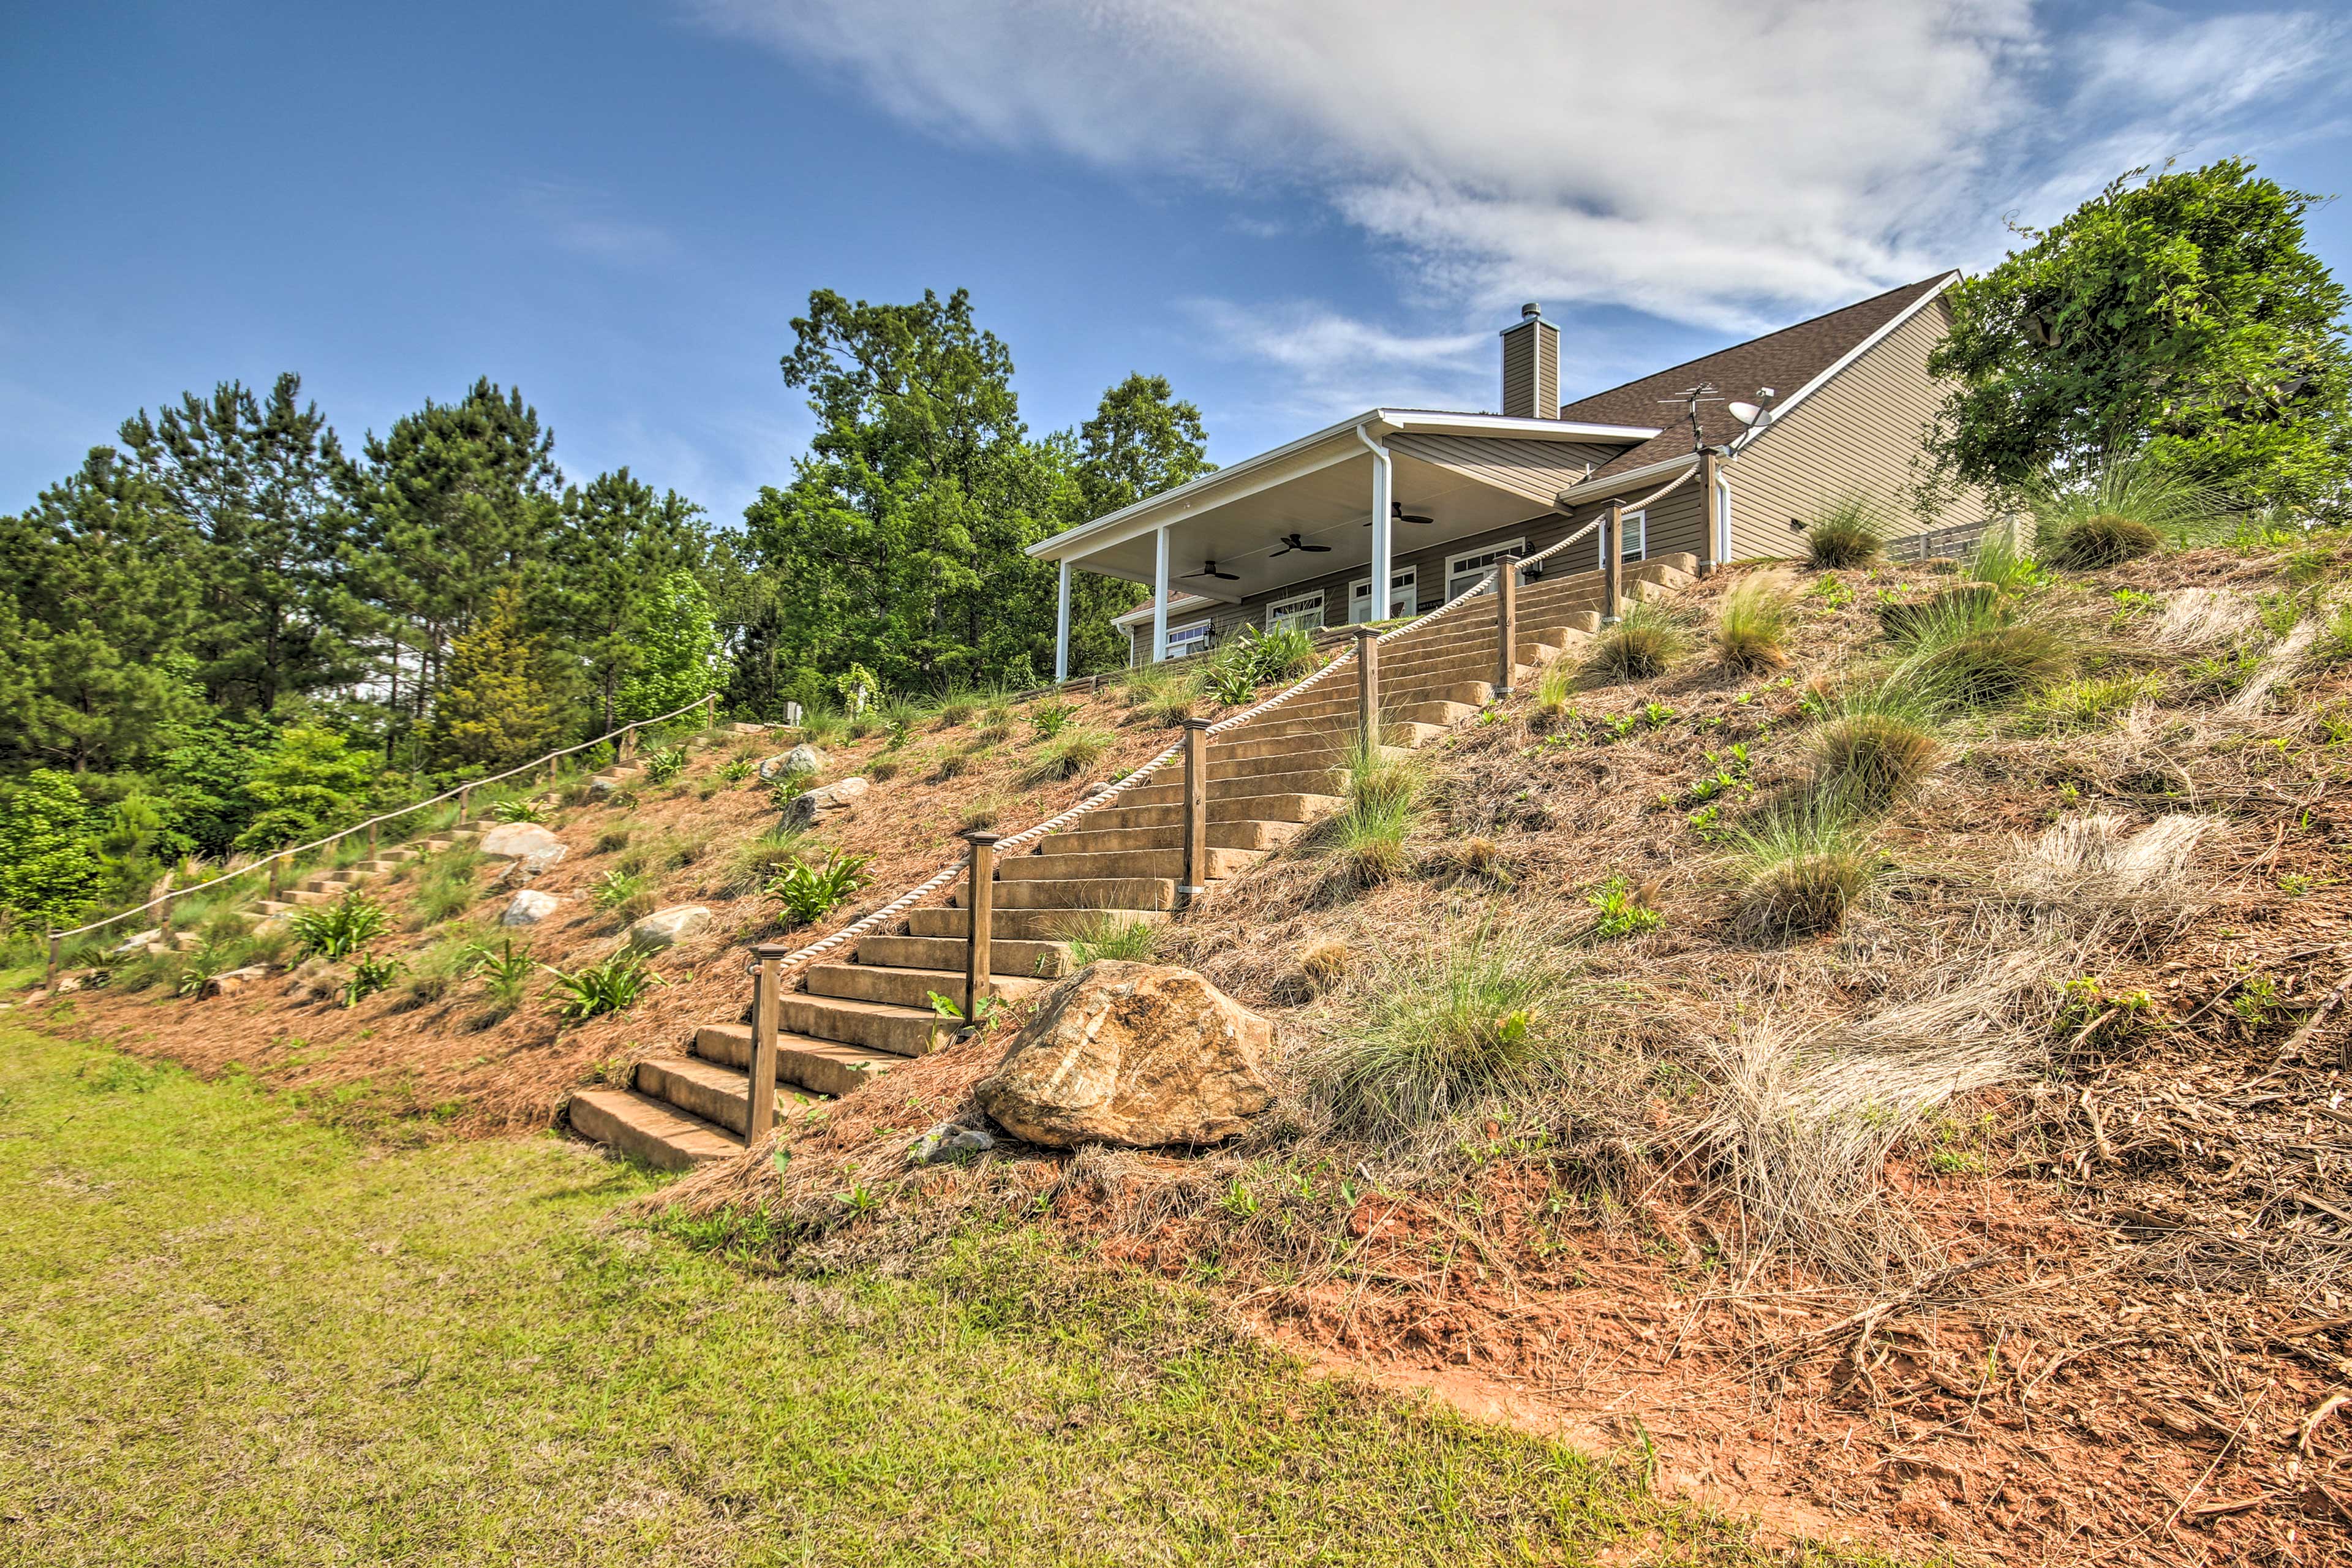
(1174, 298), (1489, 424)
(514, 180), (677, 265)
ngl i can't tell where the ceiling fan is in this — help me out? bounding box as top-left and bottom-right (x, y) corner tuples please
(1365, 501), (1436, 526)
(1268, 533), (1331, 558)
(1182, 559), (1240, 581)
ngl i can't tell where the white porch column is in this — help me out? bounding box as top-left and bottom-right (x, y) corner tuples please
(1054, 558), (1072, 682)
(1151, 526), (1171, 663)
(1357, 426), (1393, 619)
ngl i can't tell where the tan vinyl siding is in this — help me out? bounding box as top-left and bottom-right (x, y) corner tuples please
(1499, 317), (1558, 420)
(1723, 298), (1990, 561)
(1386, 433), (1618, 508)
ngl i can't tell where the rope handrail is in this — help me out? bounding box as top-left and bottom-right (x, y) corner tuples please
(52, 693), (721, 942)
(754, 496), (1689, 986)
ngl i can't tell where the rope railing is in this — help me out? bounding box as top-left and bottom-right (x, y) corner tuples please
(48, 692), (723, 954)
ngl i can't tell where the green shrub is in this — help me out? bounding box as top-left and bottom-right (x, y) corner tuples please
(718, 758), (755, 783)
(1585, 873), (1660, 939)
(540, 948), (662, 1023)
(1713, 570), (1794, 672)
(1023, 726), (1110, 783)
(463, 937), (535, 1022)
(287, 894), (390, 959)
(1213, 627), (1317, 689)
(342, 953), (405, 1008)
(1728, 798), (1880, 938)
(1311, 933), (1571, 1137)
(1803, 492), (1888, 568)
(1028, 701), (1076, 739)
(767, 851), (875, 928)
(1585, 602), (1687, 681)
(2050, 513), (2162, 570)
(1202, 662), (1257, 706)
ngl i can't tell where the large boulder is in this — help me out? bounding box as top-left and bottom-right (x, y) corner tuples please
(502, 889), (564, 927)
(973, 961), (1274, 1148)
(760, 744), (826, 782)
(478, 822), (567, 873)
(780, 774), (869, 830)
(628, 904), (711, 951)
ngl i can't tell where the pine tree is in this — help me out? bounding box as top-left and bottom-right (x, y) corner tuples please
(551, 469), (706, 730)
(421, 587), (565, 771)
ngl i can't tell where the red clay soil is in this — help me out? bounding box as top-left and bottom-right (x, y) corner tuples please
(26, 682), (1185, 1137)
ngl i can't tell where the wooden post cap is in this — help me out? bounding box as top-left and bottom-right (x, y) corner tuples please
(750, 940), (794, 959)
(960, 829), (1004, 846)
(1180, 716), (1215, 730)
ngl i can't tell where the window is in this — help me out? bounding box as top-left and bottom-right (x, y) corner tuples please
(1444, 538), (1527, 601)
(1264, 590), (1325, 635)
(1596, 511), (1646, 567)
(1348, 566), (1417, 624)
(1163, 619), (1212, 660)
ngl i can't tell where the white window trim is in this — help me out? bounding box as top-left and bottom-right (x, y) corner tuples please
(1596, 512), (1646, 567)
(1264, 589), (1325, 634)
(1162, 617), (1213, 660)
(1348, 564), (1417, 624)
(1444, 537), (1526, 601)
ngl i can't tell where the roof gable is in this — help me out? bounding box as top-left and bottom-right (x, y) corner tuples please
(1561, 274), (1956, 482)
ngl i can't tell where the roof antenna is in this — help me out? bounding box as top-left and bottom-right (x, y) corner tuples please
(1659, 382), (1723, 454)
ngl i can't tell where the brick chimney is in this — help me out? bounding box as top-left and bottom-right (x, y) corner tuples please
(1499, 302), (1559, 420)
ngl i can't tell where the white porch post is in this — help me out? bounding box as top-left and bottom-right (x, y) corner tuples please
(1151, 526), (1171, 663)
(1054, 558), (1071, 682)
(1357, 426), (1393, 619)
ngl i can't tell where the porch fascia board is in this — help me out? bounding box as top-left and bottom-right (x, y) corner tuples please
(1554, 451), (1700, 508)
(1028, 407), (1662, 566)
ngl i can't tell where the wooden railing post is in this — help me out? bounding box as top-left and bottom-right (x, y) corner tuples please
(1494, 554), (1520, 699)
(367, 821), (379, 859)
(1602, 503), (1625, 624)
(747, 941), (786, 1145)
(45, 929), (60, 987)
(1179, 718), (1212, 905)
(1697, 451), (1721, 578)
(617, 723), (636, 763)
(1354, 627), (1381, 750)
(960, 832), (1001, 1021)
(457, 785), (471, 825)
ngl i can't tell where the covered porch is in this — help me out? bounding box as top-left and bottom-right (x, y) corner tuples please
(1031, 409), (1662, 674)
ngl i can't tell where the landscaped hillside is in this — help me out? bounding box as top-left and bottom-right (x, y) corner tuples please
(647, 523), (2352, 1566)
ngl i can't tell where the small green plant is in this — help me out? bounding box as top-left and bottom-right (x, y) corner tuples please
(1585, 603), (1687, 681)
(1809, 575), (1854, 608)
(2230, 973), (2283, 1030)
(1803, 492), (1887, 569)
(722, 825), (808, 895)
(718, 758), (755, 783)
(591, 869), (648, 911)
(1023, 726), (1110, 784)
(1713, 569), (1795, 672)
(1679, 744), (1752, 805)
(1600, 712), (1640, 742)
(924, 990), (1002, 1025)
(935, 691), (979, 727)
(1585, 874), (1660, 939)
(2280, 872), (2315, 896)
(767, 851), (875, 928)
(541, 948), (663, 1023)
(1966, 528), (2046, 594)
(1028, 701), (1076, 739)
(1639, 699), (1677, 729)
(342, 953), (405, 1008)
(876, 694), (924, 748)
(638, 745), (688, 785)
(2023, 674), (2162, 732)
(2054, 976), (2158, 1051)
(1530, 662), (1578, 729)
(1203, 661), (1257, 706)
(605, 786), (640, 810)
(463, 938), (536, 1020)
(287, 894), (391, 960)
(489, 797), (549, 824)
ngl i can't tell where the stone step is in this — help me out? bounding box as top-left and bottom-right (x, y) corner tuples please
(854, 932), (1074, 979)
(780, 992), (948, 1058)
(1223, 702), (1476, 743)
(909, 905), (1170, 942)
(355, 859), (405, 875)
(254, 899), (298, 918)
(567, 1087), (740, 1170)
(692, 1023), (902, 1098)
(1077, 792), (1340, 832)
(1257, 679), (1498, 724)
(953, 875), (1177, 911)
(1034, 818), (1306, 856)
(804, 962), (1051, 1011)
(998, 845), (1260, 883)
(279, 887), (336, 906)
(636, 1055), (763, 1135)
(1210, 725), (1438, 766)
(1118, 772), (1349, 810)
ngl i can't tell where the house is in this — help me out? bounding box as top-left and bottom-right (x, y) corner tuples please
(1029, 273), (1991, 672)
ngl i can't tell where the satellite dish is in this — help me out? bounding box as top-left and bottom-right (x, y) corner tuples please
(1726, 401), (1763, 428)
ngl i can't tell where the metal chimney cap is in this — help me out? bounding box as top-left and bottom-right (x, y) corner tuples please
(1520, 302), (1543, 320)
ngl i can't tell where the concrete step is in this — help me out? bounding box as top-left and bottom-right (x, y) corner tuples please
(1035, 818), (1306, 856)
(910, 905), (1171, 941)
(780, 992), (948, 1058)
(855, 932), (1074, 979)
(804, 962), (1052, 1011)
(279, 887), (336, 907)
(1078, 792), (1340, 832)
(1210, 726), (1434, 766)
(692, 1023), (901, 1098)
(954, 875), (1177, 911)
(998, 845), (1260, 883)
(637, 1055), (763, 1136)
(1118, 771), (1349, 809)
(568, 1087), (740, 1169)
(1225, 703), (1475, 742)
(356, 859), (405, 875)
(254, 899), (298, 917)
(1258, 679), (1498, 724)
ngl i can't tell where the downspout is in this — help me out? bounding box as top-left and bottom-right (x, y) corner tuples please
(1354, 424), (1392, 620)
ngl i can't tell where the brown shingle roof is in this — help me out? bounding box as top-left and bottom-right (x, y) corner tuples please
(1559, 274), (1956, 483)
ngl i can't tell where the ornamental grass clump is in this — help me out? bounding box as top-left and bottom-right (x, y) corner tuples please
(1713, 569), (1795, 672)
(1806, 685), (1944, 807)
(2049, 513), (2163, 569)
(1585, 601), (1687, 681)
(1317, 737), (1418, 890)
(1023, 726), (1110, 783)
(1065, 916), (1160, 968)
(1728, 796), (1881, 940)
(2026, 450), (2236, 554)
(766, 851), (874, 929)
(287, 894), (390, 960)
(1885, 594), (2079, 708)
(541, 948), (662, 1023)
(1803, 492), (1888, 569)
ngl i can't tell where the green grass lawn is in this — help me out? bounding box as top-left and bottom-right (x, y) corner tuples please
(0, 1026), (1887, 1566)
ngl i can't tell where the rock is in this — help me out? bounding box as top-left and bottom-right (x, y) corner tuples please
(628, 904), (711, 951)
(973, 961), (1274, 1148)
(760, 744), (826, 782)
(589, 775), (627, 796)
(199, 963), (271, 999)
(478, 821), (567, 878)
(779, 774), (870, 830)
(502, 889), (564, 927)
(907, 1119), (998, 1166)
(730, 722), (769, 736)
(110, 928), (164, 957)
(1080, 780), (1116, 799)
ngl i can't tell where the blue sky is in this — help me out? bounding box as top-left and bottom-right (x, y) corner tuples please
(4, 1), (2348, 527)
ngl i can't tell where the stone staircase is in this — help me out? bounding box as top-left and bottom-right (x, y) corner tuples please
(568, 554), (1697, 1168)
(238, 824), (484, 924)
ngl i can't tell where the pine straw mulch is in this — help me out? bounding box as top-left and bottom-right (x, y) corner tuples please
(27, 679), (1219, 1137)
(649, 549), (2352, 1565)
